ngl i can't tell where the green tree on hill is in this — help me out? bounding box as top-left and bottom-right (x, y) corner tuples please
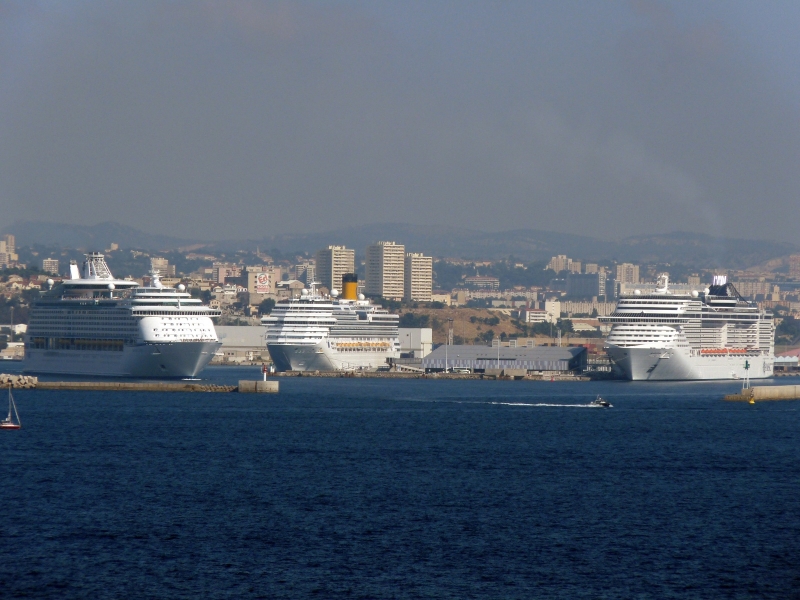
(399, 313), (430, 328)
(776, 316), (800, 344)
(258, 298), (276, 315)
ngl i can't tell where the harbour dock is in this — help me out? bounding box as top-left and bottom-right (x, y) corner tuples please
(272, 370), (590, 381)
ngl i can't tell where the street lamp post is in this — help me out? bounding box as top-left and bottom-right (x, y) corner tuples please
(446, 318), (454, 373)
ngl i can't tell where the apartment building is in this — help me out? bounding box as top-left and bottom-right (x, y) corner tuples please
(241, 265), (282, 295)
(464, 275), (500, 290)
(0, 235), (15, 268)
(615, 263), (640, 284)
(42, 258), (59, 275)
(566, 272), (608, 299)
(547, 255), (581, 273)
(404, 252), (433, 302)
(790, 255), (800, 279)
(315, 246), (354, 292)
(150, 257), (176, 277)
(544, 299), (562, 323)
(521, 309), (548, 324)
(294, 262), (316, 285)
(365, 241), (405, 299)
(212, 262), (242, 283)
(547, 255), (569, 272)
(560, 301), (616, 317)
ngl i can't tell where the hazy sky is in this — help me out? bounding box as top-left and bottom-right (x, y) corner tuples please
(1, 1), (799, 242)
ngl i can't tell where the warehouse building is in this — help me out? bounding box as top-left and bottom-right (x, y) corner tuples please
(421, 345), (587, 374)
(213, 326), (268, 364)
(398, 328), (433, 358)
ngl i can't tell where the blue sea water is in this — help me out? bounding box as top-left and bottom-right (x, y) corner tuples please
(1, 367), (799, 599)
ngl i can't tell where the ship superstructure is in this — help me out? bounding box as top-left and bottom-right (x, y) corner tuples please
(262, 276), (400, 371)
(599, 274), (774, 380)
(24, 253), (221, 377)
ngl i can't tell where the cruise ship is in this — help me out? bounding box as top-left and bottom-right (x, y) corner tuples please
(599, 274), (774, 380)
(24, 253), (222, 377)
(262, 275), (400, 371)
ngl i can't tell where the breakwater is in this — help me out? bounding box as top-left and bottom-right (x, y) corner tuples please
(0, 374), (37, 389)
(0, 374), (277, 393)
(36, 381), (238, 392)
(724, 385), (800, 402)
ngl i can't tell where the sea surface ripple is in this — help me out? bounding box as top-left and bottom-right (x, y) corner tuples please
(1, 367), (799, 599)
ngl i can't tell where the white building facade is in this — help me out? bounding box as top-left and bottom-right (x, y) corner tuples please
(404, 253), (432, 302)
(365, 241), (405, 300)
(315, 246), (355, 292)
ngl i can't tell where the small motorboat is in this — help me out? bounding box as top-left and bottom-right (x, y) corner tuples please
(1, 384), (21, 430)
(589, 395), (612, 408)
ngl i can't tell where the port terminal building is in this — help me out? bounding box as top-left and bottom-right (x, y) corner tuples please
(421, 345), (587, 374)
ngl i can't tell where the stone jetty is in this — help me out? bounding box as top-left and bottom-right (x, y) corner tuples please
(0, 374), (38, 389)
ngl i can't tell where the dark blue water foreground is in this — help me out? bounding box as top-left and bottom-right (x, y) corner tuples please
(1, 367), (799, 599)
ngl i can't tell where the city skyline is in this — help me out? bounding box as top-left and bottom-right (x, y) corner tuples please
(2, 219), (798, 271)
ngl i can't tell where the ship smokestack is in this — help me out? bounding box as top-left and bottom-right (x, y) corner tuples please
(342, 273), (358, 300)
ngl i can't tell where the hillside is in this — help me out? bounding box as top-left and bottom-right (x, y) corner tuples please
(5, 220), (798, 269)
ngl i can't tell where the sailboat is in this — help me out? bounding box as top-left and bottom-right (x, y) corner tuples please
(1, 385), (21, 430)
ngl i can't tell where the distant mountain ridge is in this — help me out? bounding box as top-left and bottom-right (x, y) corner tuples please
(5, 220), (798, 269)
(5, 221), (193, 251)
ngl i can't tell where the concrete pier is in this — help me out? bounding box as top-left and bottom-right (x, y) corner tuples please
(238, 380), (279, 393)
(724, 385), (800, 402)
(36, 381), (238, 393)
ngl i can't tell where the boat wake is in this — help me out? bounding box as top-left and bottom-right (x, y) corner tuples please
(490, 401), (607, 408)
(395, 397), (611, 408)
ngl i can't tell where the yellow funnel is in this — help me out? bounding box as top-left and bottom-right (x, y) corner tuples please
(343, 281), (358, 300)
(342, 273), (358, 300)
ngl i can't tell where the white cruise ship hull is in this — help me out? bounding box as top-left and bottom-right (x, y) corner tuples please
(268, 342), (398, 372)
(606, 344), (774, 381)
(23, 341), (222, 378)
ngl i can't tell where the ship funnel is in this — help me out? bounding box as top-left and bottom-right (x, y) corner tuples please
(69, 261), (80, 280)
(82, 252), (114, 280)
(342, 273), (358, 300)
(655, 273), (670, 294)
